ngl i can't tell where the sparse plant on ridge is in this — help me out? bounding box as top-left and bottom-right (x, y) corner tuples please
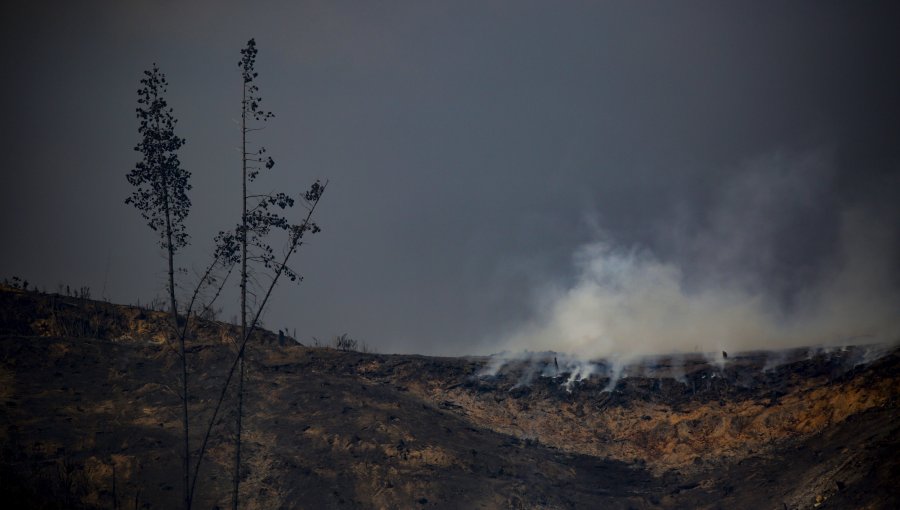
(333, 333), (358, 352)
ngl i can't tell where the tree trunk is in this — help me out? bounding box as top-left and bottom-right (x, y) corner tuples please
(233, 77), (249, 510)
(160, 136), (191, 510)
(233, 356), (244, 510)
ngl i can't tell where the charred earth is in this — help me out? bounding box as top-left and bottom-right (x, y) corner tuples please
(0, 286), (897, 509)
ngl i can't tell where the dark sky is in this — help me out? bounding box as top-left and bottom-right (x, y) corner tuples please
(2, 1), (898, 356)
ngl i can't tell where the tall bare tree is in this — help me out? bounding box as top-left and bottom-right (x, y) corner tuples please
(231, 38), (315, 509)
(125, 64), (192, 510)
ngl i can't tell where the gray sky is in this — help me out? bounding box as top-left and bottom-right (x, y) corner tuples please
(2, 1), (898, 355)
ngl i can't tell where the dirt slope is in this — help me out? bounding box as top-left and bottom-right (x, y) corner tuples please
(0, 288), (897, 509)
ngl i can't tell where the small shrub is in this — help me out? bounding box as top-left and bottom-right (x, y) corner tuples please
(332, 333), (357, 352)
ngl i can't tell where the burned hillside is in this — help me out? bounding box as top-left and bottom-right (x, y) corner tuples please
(0, 287), (897, 509)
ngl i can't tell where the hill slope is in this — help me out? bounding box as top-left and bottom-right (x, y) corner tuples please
(0, 287), (897, 509)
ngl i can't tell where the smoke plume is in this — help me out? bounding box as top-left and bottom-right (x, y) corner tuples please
(499, 150), (900, 361)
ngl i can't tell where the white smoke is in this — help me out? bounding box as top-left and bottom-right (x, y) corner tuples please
(497, 150), (900, 363)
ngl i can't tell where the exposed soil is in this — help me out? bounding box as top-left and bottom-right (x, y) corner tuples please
(0, 287), (897, 509)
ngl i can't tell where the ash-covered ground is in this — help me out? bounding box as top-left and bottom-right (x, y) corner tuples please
(1, 287), (897, 509)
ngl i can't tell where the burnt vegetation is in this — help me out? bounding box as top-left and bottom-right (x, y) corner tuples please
(1, 286), (898, 509)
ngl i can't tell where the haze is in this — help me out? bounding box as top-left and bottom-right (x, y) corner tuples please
(2, 1), (898, 356)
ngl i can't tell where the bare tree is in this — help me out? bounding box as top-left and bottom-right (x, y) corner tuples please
(126, 64), (242, 510)
(228, 38), (322, 509)
(124, 64), (192, 510)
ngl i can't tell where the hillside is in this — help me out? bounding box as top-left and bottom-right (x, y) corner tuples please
(0, 287), (897, 509)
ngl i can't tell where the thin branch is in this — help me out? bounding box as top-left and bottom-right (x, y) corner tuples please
(188, 181), (326, 505)
(196, 261), (236, 320)
(178, 253), (223, 342)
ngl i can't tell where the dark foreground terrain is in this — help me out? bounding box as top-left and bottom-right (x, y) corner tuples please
(0, 287), (897, 509)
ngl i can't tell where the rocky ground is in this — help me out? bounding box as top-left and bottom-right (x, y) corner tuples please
(0, 287), (897, 509)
